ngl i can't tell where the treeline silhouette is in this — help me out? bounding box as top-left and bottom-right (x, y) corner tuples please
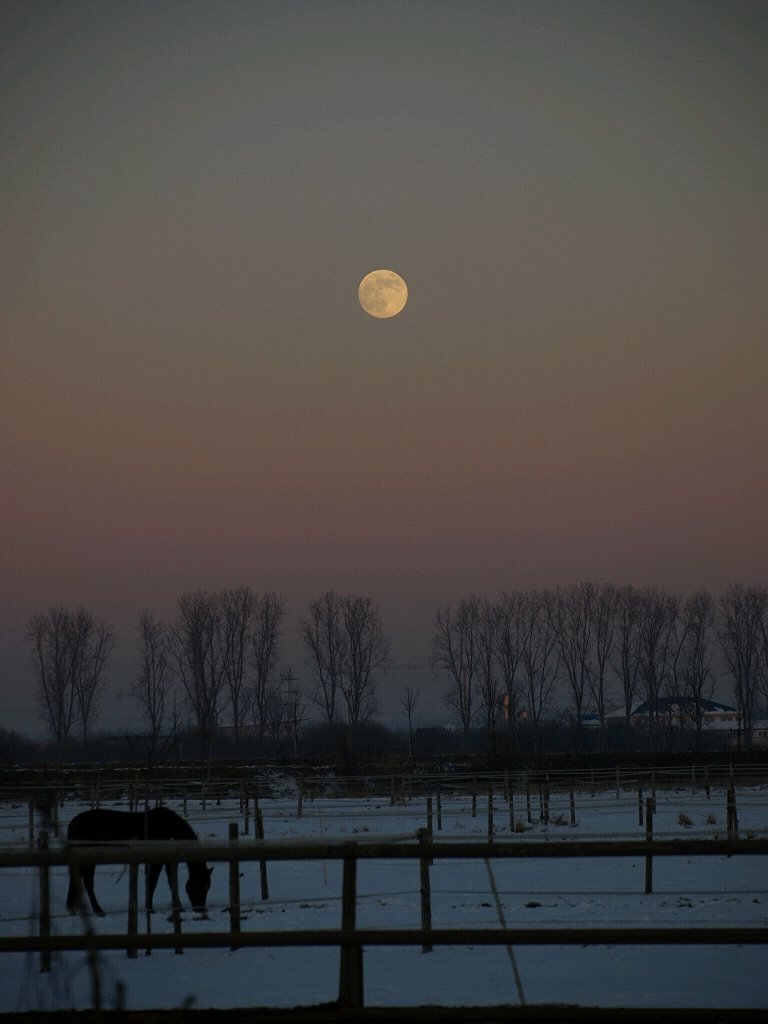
(9, 582), (768, 765)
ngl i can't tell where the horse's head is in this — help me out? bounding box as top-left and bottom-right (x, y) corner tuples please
(186, 864), (213, 913)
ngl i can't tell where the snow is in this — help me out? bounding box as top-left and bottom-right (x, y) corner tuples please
(1, 782), (767, 1013)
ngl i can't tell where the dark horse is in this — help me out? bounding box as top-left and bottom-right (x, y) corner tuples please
(66, 807), (212, 917)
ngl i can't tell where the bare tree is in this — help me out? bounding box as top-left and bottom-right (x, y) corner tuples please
(219, 586), (257, 744)
(251, 591), (287, 741)
(300, 591), (347, 725)
(28, 607), (78, 750)
(718, 584), (767, 748)
(492, 592), (526, 749)
(27, 606), (115, 750)
(638, 587), (680, 748)
(476, 599), (503, 755)
(282, 670), (305, 757)
(680, 590), (717, 751)
(127, 610), (175, 764)
(171, 591), (226, 758)
(432, 595), (482, 744)
(73, 610), (115, 745)
(590, 583), (618, 747)
(664, 600), (692, 744)
(758, 590), (768, 716)
(401, 685), (419, 758)
(612, 586), (643, 735)
(520, 590), (560, 755)
(339, 594), (389, 727)
(552, 583), (595, 751)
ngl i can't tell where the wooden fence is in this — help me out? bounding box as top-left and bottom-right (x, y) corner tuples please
(4, 759), (767, 818)
(0, 832), (767, 1015)
(9, 762), (758, 848)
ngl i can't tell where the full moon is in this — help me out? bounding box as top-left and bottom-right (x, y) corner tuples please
(358, 269), (408, 318)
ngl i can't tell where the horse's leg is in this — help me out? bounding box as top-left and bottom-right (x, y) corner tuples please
(66, 865), (83, 913)
(81, 865), (105, 917)
(145, 862), (163, 912)
(165, 862), (183, 913)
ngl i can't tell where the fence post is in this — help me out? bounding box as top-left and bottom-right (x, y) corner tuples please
(616, 767), (621, 800)
(418, 828), (433, 953)
(228, 822), (241, 950)
(167, 862), (183, 955)
(255, 808), (269, 900)
(508, 785), (514, 832)
(127, 862), (139, 959)
(526, 783), (532, 825)
(727, 782), (739, 839)
(644, 797), (654, 894)
(569, 786), (576, 827)
(28, 800), (34, 845)
(471, 776), (477, 818)
(436, 785), (442, 831)
(338, 843), (363, 1008)
(487, 782), (494, 839)
(144, 864), (153, 956)
(638, 781), (644, 826)
(297, 779), (304, 819)
(38, 830), (51, 973)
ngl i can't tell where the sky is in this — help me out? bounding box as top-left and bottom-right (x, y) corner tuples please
(1, 1), (767, 735)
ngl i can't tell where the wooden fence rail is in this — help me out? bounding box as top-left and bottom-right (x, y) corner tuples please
(1, 835), (767, 1012)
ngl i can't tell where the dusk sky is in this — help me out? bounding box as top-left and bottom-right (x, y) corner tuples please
(2, 1), (766, 734)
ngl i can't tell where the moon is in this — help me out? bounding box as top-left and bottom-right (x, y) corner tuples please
(358, 269), (408, 318)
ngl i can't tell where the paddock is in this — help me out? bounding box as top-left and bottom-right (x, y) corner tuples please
(0, 777), (767, 1017)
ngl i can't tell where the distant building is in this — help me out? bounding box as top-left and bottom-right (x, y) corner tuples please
(582, 698), (768, 747)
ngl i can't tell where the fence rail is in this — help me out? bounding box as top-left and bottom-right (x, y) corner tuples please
(1, 833), (767, 1014)
(3, 759), (768, 808)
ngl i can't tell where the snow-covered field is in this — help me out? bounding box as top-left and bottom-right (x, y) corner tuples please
(1, 782), (767, 1013)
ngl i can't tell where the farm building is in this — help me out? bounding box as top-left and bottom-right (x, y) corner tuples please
(584, 699), (768, 747)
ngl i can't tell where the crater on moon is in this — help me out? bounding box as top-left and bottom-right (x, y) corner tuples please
(358, 269), (408, 318)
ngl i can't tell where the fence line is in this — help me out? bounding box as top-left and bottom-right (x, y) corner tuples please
(1, 833), (766, 1012)
(4, 760), (768, 808)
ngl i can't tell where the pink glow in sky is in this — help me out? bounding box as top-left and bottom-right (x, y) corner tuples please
(1, 1), (766, 732)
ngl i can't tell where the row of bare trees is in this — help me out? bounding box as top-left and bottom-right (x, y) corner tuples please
(432, 584), (768, 753)
(26, 588), (391, 760)
(127, 588), (391, 761)
(126, 588), (293, 762)
(24, 583), (768, 757)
